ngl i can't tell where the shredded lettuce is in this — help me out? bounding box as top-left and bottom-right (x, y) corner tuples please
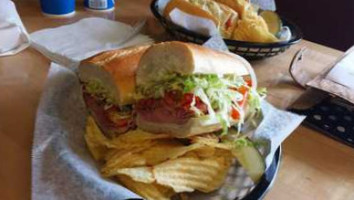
(85, 79), (116, 105)
(245, 87), (266, 122)
(136, 74), (263, 135)
(193, 87), (215, 117)
(224, 137), (252, 148)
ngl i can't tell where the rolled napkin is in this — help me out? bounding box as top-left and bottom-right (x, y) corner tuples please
(0, 0), (30, 56)
(30, 17), (153, 68)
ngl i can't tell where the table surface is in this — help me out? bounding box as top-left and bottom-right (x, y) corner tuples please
(1, 0), (354, 200)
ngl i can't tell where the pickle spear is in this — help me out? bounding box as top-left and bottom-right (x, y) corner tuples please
(232, 139), (265, 183)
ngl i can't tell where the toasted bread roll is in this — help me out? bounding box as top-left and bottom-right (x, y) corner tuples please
(79, 45), (150, 105)
(78, 45), (150, 137)
(137, 41), (250, 86)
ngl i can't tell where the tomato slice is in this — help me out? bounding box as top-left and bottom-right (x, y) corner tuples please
(231, 108), (240, 120)
(225, 17), (232, 30)
(242, 76), (253, 87)
(238, 85), (248, 95)
(231, 86), (249, 120)
(237, 86), (248, 107)
(181, 93), (194, 109)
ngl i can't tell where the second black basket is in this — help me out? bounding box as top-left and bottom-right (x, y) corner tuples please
(151, 0), (303, 60)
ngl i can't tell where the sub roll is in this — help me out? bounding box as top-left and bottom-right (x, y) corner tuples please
(78, 45), (149, 137)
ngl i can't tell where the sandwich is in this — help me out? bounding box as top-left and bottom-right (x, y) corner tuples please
(164, 0), (238, 39)
(82, 42), (266, 200)
(78, 45), (150, 138)
(135, 41), (261, 138)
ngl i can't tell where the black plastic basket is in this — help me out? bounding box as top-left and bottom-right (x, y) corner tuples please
(151, 0), (303, 60)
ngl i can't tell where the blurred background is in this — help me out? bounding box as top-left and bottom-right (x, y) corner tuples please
(276, 1), (354, 51)
(12, 0), (354, 51)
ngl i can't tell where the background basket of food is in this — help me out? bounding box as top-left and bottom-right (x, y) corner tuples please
(151, 0), (303, 60)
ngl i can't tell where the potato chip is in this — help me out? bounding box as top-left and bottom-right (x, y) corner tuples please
(112, 167), (154, 183)
(102, 141), (204, 177)
(101, 130), (175, 171)
(110, 129), (171, 149)
(85, 117), (243, 198)
(103, 145), (147, 162)
(190, 134), (219, 144)
(141, 141), (203, 166)
(191, 145), (216, 158)
(214, 0), (262, 20)
(233, 18), (278, 43)
(86, 116), (114, 147)
(102, 150), (146, 176)
(190, 134), (233, 151)
(153, 155), (232, 193)
(85, 116), (114, 160)
(118, 175), (175, 200)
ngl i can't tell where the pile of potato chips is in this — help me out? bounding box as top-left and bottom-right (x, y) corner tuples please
(84, 116), (263, 200)
(231, 2), (278, 43)
(201, 0), (280, 42)
(220, 0), (279, 42)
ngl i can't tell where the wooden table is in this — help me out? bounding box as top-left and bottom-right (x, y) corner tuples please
(1, 1), (353, 200)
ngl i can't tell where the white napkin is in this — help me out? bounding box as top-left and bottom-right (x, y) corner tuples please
(326, 46), (354, 90)
(0, 0), (30, 56)
(30, 17), (153, 68)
